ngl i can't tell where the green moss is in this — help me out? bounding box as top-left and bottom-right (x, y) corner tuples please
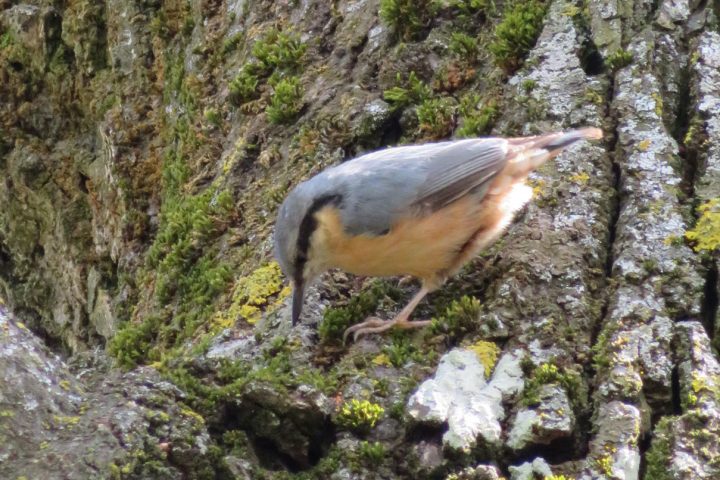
(456, 93), (498, 138)
(383, 71), (432, 109)
(605, 49), (634, 72)
(359, 441), (386, 465)
(381, 333), (432, 367)
(685, 198), (720, 252)
(251, 29), (307, 73)
(319, 280), (403, 343)
(203, 107), (222, 127)
(337, 399), (385, 432)
(108, 315), (163, 369)
(109, 181), (235, 367)
(449, 32), (479, 61)
(644, 416), (674, 480)
(522, 362), (584, 408)
(266, 76), (304, 124)
(430, 295), (481, 341)
(417, 97), (455, 139)
(379, 0), (438, 40)
(489, 0), (548, 73)
(222, 32), (244, 55)
(229, 68), (260, 105)
(445, 0), (493, 15)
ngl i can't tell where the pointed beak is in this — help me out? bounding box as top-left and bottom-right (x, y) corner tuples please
(292, 279), (305, 326)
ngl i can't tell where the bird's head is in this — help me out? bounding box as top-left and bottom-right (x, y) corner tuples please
(274, 179), (342, 325)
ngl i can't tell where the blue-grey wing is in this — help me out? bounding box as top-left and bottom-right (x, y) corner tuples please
(325, 138), (508, 236)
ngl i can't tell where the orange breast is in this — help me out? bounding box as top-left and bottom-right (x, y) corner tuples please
(311, 167), (534, 287)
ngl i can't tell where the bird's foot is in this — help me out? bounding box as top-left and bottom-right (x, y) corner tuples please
(343, 316), (432, 343)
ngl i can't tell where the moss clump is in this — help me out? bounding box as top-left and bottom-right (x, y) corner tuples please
(430, 295), (481, 341)
(456, 93), (498, 138)
(685, 199), (720, 252)
(319, 280), (403, 343)
(383, 71), (433, 110)
(215, 262), (290, 328)
(467, 340), (500, 378)
(604, 49), (634, 72)
(521, 363), (583, 407)
(379, 0), (438, 40)
(229, 67), (260, 105)
(109, 161), (236, 368)
(417, 97), (455, 139)
(449, 32), (479, 61)
(109, 315), (164, 369)
(337, 399), (385, 432)
(382, 333), (432, 367)
(229, 28), (306, 108)
(266, 76), (304, 124)
(359, 441), (386, 466)
(251, 29), (307, 73)
(489, 0), (548, 73)
(644, 417), (674, 480)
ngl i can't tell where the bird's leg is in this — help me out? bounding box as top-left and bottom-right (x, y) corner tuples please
(343, 287), (431, 343)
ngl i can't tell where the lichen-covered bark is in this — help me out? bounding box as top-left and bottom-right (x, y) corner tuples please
(0, 0), (719, 478)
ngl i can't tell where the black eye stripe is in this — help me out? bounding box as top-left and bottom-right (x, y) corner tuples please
(294, 194), (342, 275)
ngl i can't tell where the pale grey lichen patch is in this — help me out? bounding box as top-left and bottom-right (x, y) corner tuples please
(691, 31), (720, 201)
(581, 401), (641, 480)
(407, 349), (502, 451)
(653, 321), (720, 479)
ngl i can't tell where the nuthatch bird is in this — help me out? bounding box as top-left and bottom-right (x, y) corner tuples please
(274, 128), (602, 341)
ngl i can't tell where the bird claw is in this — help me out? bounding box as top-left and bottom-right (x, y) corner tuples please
(342, 317), (432, 344)
(342, 317), (390, 344)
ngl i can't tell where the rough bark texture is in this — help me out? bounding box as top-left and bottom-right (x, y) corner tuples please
(1, 0), (719, 479)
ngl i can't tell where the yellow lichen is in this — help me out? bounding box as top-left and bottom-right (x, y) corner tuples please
(685, 199), (720, 252)
(468, 340), (500, 378)
(638, 139), (651, 151)
(52, 415), (81, 427)
(372, 353), (392, 366)
(214, 262), (289, 327)
(529, 178), (547, 197)
(180, 406), (206, 425)
(569, 172), (590, 184)
(595, 455), (613, 475)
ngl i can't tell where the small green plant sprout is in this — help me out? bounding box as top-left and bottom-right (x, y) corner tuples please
(203, 107), (221, 127)
(359, 441), (386, 465)
(431, 295), (481, 340)
(337, 399), (385, 432)
(604, 48), (633, 72)
(685, 198), (720, 252)
(379, 0), (438, 40)
(445, 0), (493, 15)
(252, 28), (307, 73)
(456, 93), (498, 138)
(417, 97), (456, 140)
(383, 71), (432, 109)
(449, 32), (479, 61)
(229, 68), (259, 105)
(319, 280), (402, 343)
(266, 76), (304, 124)
(489, 0), (548, 73)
